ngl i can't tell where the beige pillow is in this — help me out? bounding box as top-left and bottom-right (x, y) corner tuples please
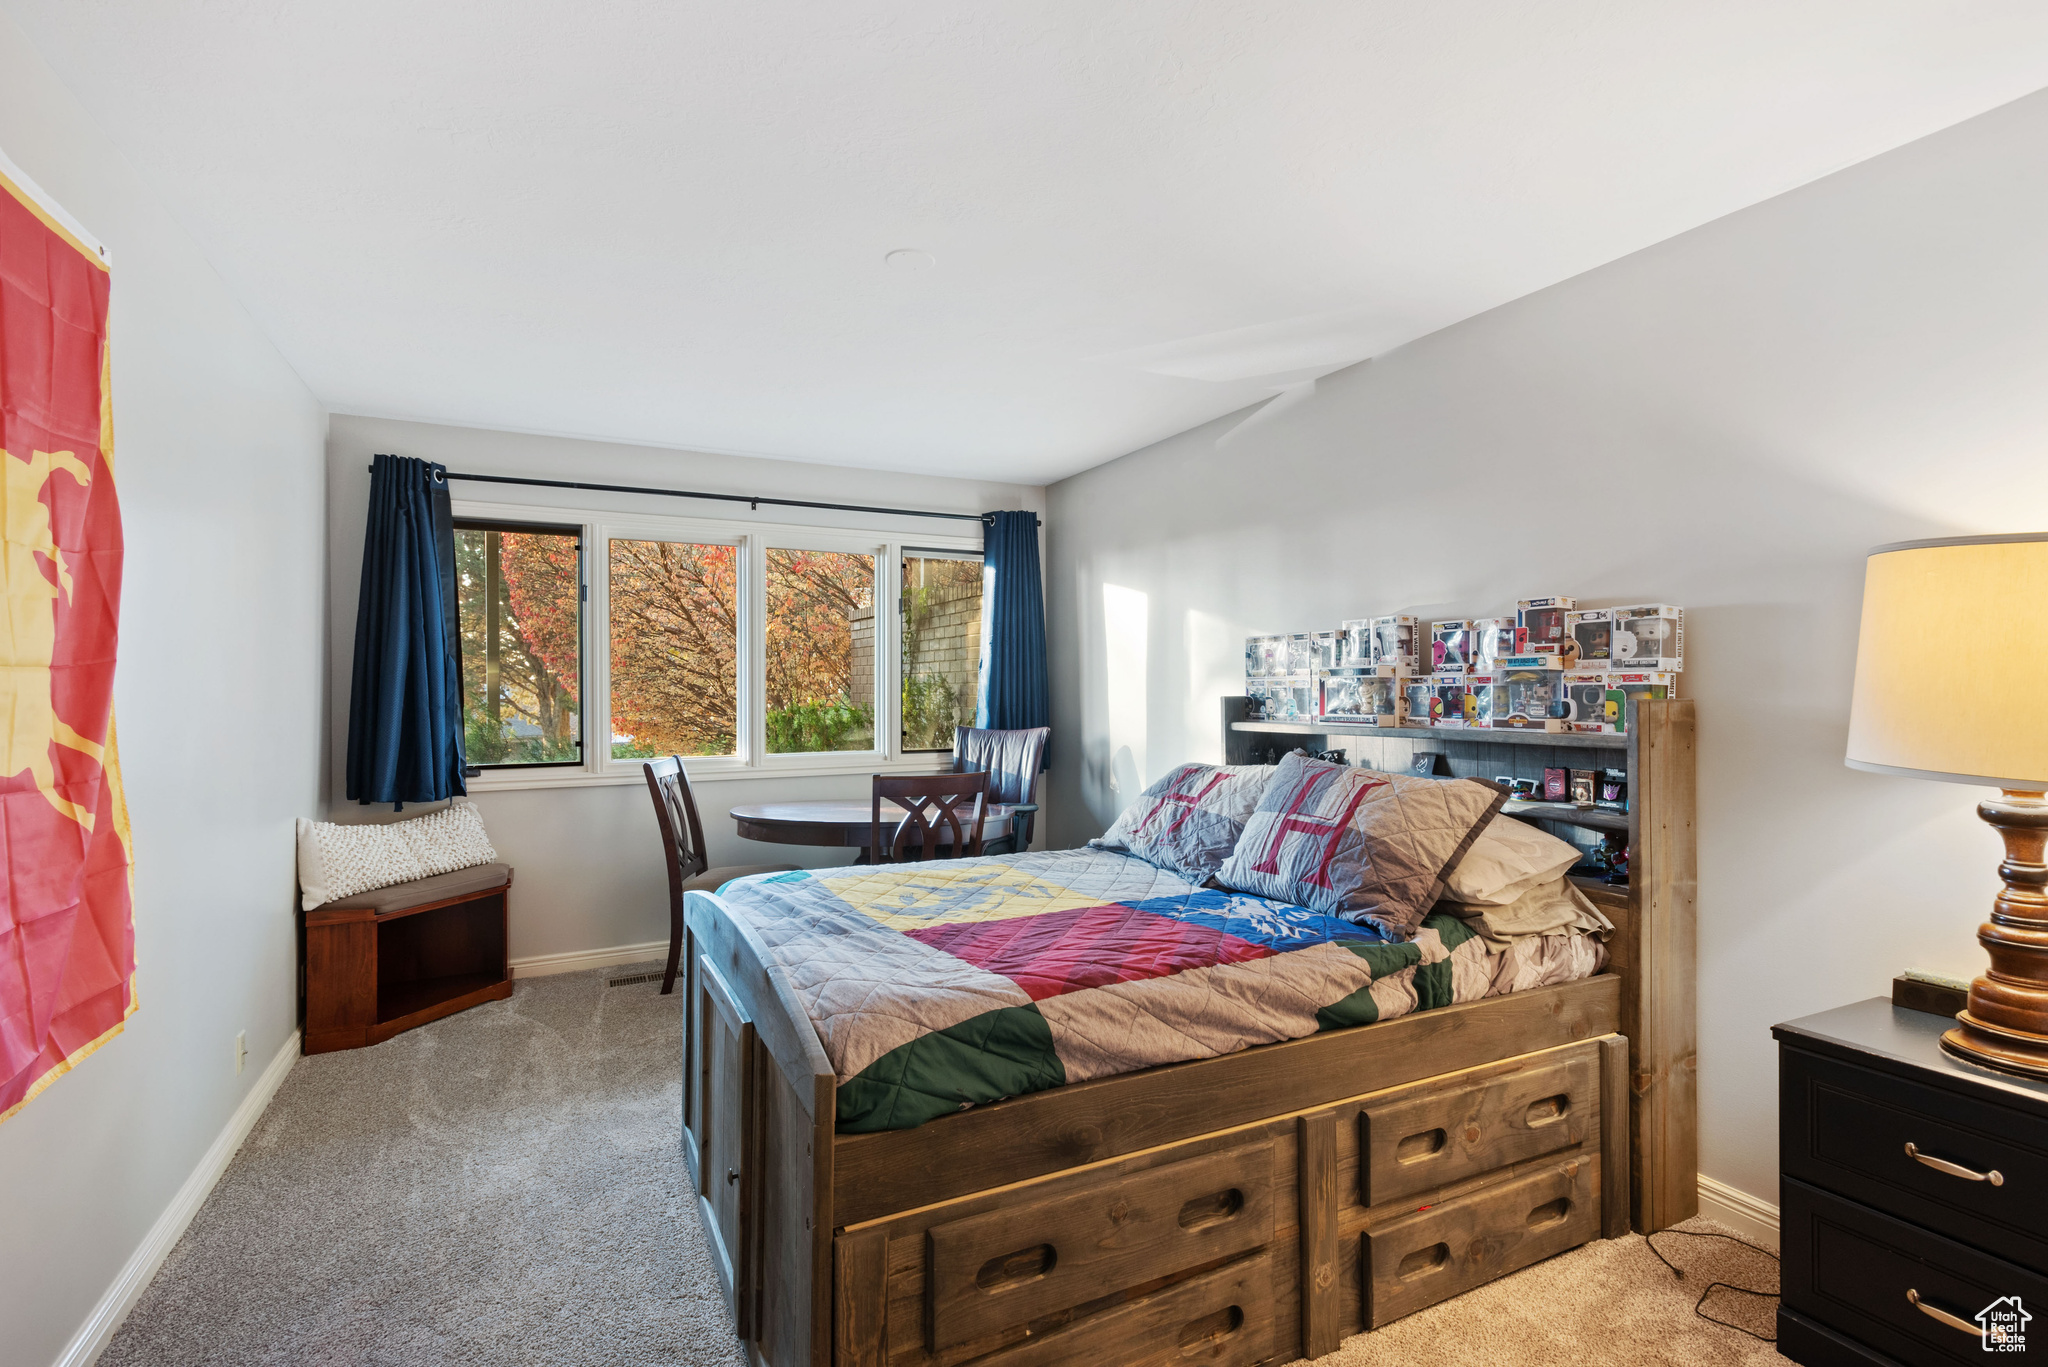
(1442, 814), (1582, 906)
(296, 802), (498, 910)
(1446, 876), (1614, 946)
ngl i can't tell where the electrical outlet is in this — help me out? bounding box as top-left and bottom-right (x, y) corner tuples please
(235, 1030), (247, 1077)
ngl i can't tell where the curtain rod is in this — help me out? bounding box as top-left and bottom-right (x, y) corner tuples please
(370, 463), (1041, 527)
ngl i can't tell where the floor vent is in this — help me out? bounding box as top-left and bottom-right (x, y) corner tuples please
(607, 973), (663, 988)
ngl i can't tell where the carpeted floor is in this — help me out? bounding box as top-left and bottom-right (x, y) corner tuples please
(106, 966), (1781, 1366)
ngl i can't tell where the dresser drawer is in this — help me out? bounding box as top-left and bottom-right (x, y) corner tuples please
(1782, 1045), (2048, 1268)
(1783, 1177), (2048, 1366)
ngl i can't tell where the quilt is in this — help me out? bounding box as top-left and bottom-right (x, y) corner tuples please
(710, 847), (1603, 1133)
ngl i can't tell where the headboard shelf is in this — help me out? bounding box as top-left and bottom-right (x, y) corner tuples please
(1222, 692), (1698, 1233)
(1230, 718), (1629, 750)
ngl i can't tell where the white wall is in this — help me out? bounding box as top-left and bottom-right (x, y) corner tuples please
(324, 415), (1045, 963)
(1046, 86), (2048, 1211)
(0, 13), (327, 1367)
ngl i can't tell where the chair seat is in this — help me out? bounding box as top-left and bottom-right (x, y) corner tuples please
(680, 863), (798, 894)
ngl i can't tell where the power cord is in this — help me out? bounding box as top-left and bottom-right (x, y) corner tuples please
(1645, 1228), (1781, 1343)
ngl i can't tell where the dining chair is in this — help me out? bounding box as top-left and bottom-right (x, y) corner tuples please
(952, 725), (1050, 855)
(870, 771), (990, 864)
(644, 756), (798, 994)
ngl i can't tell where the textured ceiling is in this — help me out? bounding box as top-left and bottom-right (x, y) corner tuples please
(11, 1), (2048, 483)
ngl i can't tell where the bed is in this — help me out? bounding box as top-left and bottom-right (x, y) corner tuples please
(680, 699), (1695, 1367)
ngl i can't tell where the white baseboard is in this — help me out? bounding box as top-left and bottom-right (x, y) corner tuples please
(54, 1029), (300, 1367)
(510, 939), (668, 979)
(1696, 1173), (1780, 1251)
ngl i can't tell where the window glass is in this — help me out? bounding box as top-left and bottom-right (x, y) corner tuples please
(900, 553), (984, 751)
(609, 538), (739, 758)
(765, 549), (876, 753)
(454, 523), (583, 767)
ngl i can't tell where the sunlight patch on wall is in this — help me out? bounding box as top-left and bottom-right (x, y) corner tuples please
(1103, 583), (1149, 800)
(1184, 608), (1232, 762)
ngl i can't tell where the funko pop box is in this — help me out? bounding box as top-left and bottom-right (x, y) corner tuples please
(1517, 597), (1576, 655)
(1608, 604), (1684, 671)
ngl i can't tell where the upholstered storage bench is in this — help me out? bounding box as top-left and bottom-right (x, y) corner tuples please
(300, 863), (514, 1054)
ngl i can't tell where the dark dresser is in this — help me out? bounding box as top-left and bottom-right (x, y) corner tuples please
(1777, 998), (2048, 1365)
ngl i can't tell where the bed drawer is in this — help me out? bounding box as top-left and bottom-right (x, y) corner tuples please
(1362, 1156), (1597, 1328)
(1360, 1048), (1595, 1205)
(969, 1250), (1277, 1367)
(924, 1139), (1275, 1351)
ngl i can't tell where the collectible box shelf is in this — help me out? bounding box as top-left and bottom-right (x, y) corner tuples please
(1472, 617), (1524, 670)
(1369, 615), (1419, 671)
(1467, 672), (1500, 727)
(1609, 604), (1683, 670)
(1273, 674), (1316, 721)
(1285, 633), (1316, 675)
(1566, 609), (1612, 670)
(1430, 620), (1473, 673)
(1517, 597), (1576, 658)
(1312, 631), (1343, 670)
(1403, 677), (1434, 728)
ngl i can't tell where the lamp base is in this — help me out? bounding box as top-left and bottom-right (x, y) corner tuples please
(1944, 789), (2048, 1079)
(1942, 1012), (2048, 1079)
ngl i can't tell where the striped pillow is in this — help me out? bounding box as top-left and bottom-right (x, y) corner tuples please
(1214, 754), (1505, 938)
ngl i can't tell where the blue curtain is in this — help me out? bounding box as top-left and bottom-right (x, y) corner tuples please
(346, 454), (467, 808)
(976, 511), (1048, 749)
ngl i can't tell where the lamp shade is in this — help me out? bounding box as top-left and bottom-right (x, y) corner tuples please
(1847, 533), (2048, 789)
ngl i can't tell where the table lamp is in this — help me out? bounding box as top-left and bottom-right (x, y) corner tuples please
(1846, 533), (2048, 1076)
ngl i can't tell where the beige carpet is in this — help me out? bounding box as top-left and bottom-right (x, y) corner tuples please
(1316, 1216), (1783, 1367)
(105, 963), (1780, 1366)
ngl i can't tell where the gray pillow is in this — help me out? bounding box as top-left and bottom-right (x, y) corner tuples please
(1214, 753), (1505, 938)
(1090, 763), (1275, 881)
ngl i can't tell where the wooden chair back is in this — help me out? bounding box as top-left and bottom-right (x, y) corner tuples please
(871, 772), (990, 863)
(644, 756), (711, 903)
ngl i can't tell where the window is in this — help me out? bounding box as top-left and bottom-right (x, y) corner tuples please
(454, 521), (584, 767)
(900, 552), (984, 751)
(608, 537), (738, 758)
(451, 501), (983, 785)
(765, 548), (875, 753)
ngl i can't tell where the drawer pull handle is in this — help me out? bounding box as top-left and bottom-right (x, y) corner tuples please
(726, 1168), (741, 1185)
(1905, 1142), (2005, 1186)
(1907, 1288), (1985, 1339)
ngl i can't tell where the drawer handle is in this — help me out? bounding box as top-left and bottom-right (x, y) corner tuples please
(726, 1167), (741, 1185)
(1905, 1142), (2005, 1186)
(1907, 1288), (1985, 1339)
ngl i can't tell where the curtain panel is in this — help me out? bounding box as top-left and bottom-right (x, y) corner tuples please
(976, 511), (1048, 750)
(346, 454), (466, 807)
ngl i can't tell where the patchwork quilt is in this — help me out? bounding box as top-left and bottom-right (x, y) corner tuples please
(711, 848), (1604, 1133)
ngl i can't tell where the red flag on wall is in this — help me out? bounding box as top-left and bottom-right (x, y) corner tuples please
(0, 153), (134, 1123)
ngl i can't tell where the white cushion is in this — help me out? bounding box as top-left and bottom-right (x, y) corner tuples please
(297, 802), (498, 911)
(1442, 813), (1582, 906)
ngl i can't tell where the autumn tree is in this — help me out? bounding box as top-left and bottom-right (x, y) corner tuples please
(608, 539), (739, 756)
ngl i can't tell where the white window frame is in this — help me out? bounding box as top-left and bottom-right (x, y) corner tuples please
(452, 496), (982, 790)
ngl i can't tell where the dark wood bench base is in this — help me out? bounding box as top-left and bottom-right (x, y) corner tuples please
(301, 873), (513, 1055)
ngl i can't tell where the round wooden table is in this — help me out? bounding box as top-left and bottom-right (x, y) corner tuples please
(729, 800), (1017, 862)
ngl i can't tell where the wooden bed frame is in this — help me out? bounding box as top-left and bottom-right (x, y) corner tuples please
(681, 698), (1696, 1367)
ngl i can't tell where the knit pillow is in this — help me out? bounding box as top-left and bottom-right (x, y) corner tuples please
(1214, 754), (1506, 938)
(1090, 762), (1275, 881)
(296, 802), (498, 911)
